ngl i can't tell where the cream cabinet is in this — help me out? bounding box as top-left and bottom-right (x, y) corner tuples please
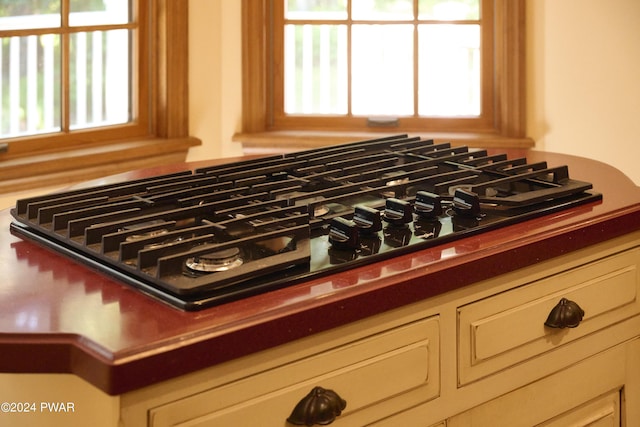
(120, 231), (640, 427)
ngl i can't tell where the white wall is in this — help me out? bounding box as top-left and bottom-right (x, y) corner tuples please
(187, 0), (243, 161)
(527, 0), (640, 184)
(187, 1), (640, 184)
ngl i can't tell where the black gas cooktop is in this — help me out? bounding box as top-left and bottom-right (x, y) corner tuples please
(10, 135), (601, 310)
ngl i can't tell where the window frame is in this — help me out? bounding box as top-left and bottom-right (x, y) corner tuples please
(237, 0), (532, 150)
(272, 1), (494, 131)
(0, 0), (198, 193)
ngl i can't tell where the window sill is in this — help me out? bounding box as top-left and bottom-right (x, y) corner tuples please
(233, 131), (535, 155)
(0, 137), (201, 194)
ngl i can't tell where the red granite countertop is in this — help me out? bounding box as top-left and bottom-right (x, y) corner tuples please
(1, 150), (639, 395)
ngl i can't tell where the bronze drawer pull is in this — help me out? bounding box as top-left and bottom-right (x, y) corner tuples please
(545, 298), (585, 328)
(287, 386), (347, 426)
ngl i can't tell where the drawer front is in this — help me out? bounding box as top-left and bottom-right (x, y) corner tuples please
(458, 247), (640, 384)
(150, 316), (439, 427)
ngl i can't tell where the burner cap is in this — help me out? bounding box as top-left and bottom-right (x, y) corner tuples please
(125, 229), (169, 242)
(185, 247), (243, 273)
(385, 177), (410, 186)
(313, 204), (330, 217)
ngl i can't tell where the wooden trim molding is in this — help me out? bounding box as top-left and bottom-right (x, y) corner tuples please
(0, 137), (200, 194)
(234, 130), (534, 155)
(241, 0), (269, 134)
(236, 0), (532, 152)
(495, 0), (527, 138)
(155, 0), (190, 138)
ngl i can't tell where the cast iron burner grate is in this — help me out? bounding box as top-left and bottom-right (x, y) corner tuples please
(9, 135), (602, 310)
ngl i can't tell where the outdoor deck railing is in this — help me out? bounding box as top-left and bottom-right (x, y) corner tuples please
(0, 11), (129, 139)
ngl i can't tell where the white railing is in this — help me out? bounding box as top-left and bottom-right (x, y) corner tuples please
(283, 22), (480, 117)
(0, 9), (129, 139)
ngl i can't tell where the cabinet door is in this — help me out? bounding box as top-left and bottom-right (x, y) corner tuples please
(537, 391), (620, 427)
(448, 342), (631, 427)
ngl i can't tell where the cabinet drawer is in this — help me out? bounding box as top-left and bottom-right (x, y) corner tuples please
(458, 247), (640, 384)
(150, 316), (439, 427)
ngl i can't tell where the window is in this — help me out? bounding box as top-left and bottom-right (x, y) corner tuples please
(0, 0), (140, 140)
(279, 0), (487, 127)
(0, 1), (197, 193)
(238, 0), (531, 149)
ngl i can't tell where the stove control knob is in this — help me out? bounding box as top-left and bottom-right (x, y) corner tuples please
(452, 189), (482, 217)
(353, 205), (382, 234)
(383, 198), (413, 226)
(328, 217), (359, 249)
(414, 191), (443, 219)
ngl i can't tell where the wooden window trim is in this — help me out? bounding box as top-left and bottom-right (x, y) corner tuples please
(0, 0), (200, 194)
(235, 0), (533, 153)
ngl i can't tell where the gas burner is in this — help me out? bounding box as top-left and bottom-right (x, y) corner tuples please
(185, 248), (243, 273)
(309, 198), (331, 217)
(144, 236), (186, 250)
(287, 194), (331, 217)
(312, 204), (330, 217)
(125, 229), (169, 242)
(384, 176), (410, 187)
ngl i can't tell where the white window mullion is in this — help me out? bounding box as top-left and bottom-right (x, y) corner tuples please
(42, 34), (55, 131)
(337, 25), (347, 114)
(301, 24), (313, 113)
(26, 35), (39, 132)
(91, 31), (103, 124)
(9, 36), (21, 135)
(319, 25), (330, 112)
(74, 32), (87, 127)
